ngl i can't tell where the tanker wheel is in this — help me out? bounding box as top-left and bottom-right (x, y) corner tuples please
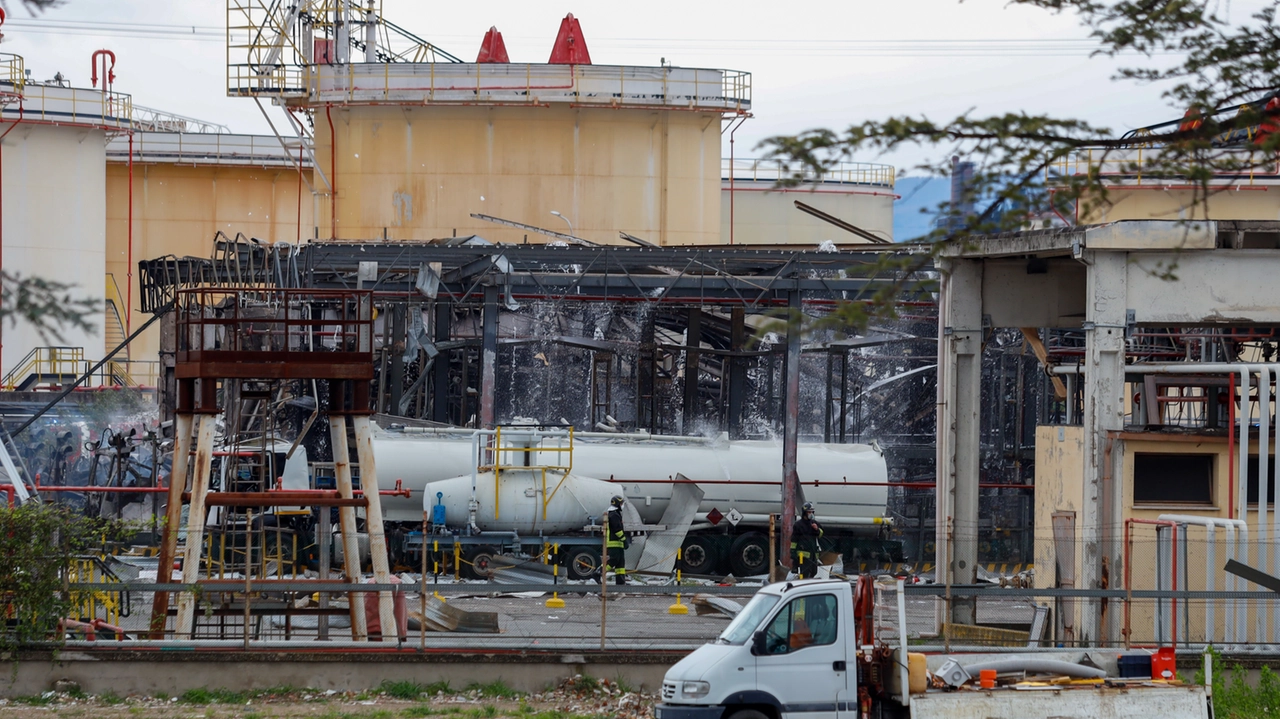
(463, 545), (499, 580)
(564, 546), (601, 581)
(728, 532), (769, 577)
(677, 536), (719, 576)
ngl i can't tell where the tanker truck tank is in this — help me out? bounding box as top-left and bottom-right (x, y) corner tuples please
(425, 468), (622, 534)
(372, 423), (888, 529)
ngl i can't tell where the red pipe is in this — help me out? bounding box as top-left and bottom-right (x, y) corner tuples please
(325, 104), (337, 239)
(0, 484), (13, 506)
(60, 618), (96, 641)
(90, 618), (126, 640)
(125, 131), (133, 346)
(1230, 372), (1237, 520)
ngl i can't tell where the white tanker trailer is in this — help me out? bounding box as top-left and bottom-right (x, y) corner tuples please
(367, 423), (900, 579)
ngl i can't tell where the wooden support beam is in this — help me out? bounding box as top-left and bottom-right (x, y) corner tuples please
(354, 415), (399, 643)
(149, 412), (193, 639)
(174, 415), (216, 638)
(330, 415), (368, 641)
(1020, 327), (1067, 400)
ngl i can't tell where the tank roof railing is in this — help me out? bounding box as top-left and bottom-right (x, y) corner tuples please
(1046, 146), (1280, 186)
(230, 61), (751, 113)
(724, 158), (896, 189)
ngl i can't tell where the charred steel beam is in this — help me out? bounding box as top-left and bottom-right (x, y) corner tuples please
(683, 308), (702, 430)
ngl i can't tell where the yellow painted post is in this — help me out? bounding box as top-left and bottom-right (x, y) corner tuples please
(546, 542), (565, 608)
(669, 547), (688, 615)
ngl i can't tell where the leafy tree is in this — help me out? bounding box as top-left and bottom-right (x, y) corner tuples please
(761, 0), (1280, 332)
(0, 503), (133, 650)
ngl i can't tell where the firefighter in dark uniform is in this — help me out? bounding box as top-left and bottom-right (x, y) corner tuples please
(605, 495), (629, 585)
(790, 501), (824, 579)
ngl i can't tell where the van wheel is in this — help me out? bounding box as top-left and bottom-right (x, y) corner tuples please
(677, 536), (718, 575)
(726, 709), (770, 719)
(564, 546), (601, 581)
(728, 532), (769, 577)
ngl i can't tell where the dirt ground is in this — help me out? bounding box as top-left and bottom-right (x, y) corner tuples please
(0, 677), (656, 719)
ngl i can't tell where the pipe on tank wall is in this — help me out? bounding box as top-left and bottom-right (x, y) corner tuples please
(326, 104), (337, 239)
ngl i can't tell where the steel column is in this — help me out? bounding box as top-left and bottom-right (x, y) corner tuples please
(480, 285), (498, 428)
(431, 301), (450, 423)
(728, 307), (747, 439)
(683, 308), (702, 432)
(388, 305), (406, 417)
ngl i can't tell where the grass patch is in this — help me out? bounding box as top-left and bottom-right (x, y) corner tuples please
(465, 680), (521, 699)
(179, 687), (249, 704)
(402, 706), (438, 718)
(12, 694), (55, 706)
(98, 691), (124, 705)
(380, 680), (431, 700)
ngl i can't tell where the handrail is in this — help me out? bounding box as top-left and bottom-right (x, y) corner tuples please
(1046, 147), (1280, 186)
(723, 158), (896, 188)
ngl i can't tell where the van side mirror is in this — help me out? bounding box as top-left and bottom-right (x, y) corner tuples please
(751, 630), (766, 656)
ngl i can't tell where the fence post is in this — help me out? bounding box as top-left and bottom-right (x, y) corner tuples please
(599, 525), (608, 650)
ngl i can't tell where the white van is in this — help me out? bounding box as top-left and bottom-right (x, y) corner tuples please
(655, 578), (1211, 719)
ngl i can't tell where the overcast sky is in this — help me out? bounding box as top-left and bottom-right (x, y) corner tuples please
(0, 0), (1258, 173)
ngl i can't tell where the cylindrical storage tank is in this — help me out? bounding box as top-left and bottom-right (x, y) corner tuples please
(0, 78), (126, 375)
(302, 63), (749, 246)
(424, 469), (622, 534)
(721, 159), (896, 245)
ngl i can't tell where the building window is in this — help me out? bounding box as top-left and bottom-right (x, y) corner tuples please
(1246, 455), (1278, 505)
(1133, 453), (1214, 505)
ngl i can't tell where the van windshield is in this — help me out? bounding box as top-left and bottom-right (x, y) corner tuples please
(717, 593), (781, 645)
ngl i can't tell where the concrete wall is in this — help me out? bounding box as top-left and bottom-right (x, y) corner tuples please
(105, 162), (313, 369)
(719, 183), (894, 245)
(1, 123), (106, 375)
(1034, 425), (1086, 596)
(2, 650), (678, 697)
(1084, 187), (1280, 224)
(312, 105), (721, 246)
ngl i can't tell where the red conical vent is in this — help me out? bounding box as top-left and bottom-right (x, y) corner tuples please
(476, 26), (510, 64)
(548, 13), (591, 65)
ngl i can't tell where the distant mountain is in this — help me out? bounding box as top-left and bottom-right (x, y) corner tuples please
(893, 176), (949, 242)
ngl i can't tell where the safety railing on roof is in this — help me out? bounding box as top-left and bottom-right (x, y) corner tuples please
(724, 158), (896, 188)
(229, 61), (751, 112)
(2, 346), (86, 390)
(0, 82), (132, 130)
(132, 105), (230, 134)
(105, 132), (309, 168)
(0, 53), (23, 102)
(1046, 147), (1280, 186)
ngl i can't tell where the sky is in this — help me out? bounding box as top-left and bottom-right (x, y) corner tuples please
(0, 0), (1259, 178)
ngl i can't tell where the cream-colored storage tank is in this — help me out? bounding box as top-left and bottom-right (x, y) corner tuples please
(297, 63), (749, 246)
(721, 159), (897, 245)
(0, 79), (128, 375)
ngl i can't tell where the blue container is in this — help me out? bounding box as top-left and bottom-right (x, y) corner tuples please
(1118, 653), (1152, 678)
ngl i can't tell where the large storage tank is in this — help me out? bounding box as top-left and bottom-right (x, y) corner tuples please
(0, 70), (125, 376)
(105, 131), (313, 374)
(305, 63), (748, 246)
(721, 159), (897, 245)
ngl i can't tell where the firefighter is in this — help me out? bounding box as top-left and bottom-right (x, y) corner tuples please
(790, 501), (824, 579)
(605, 495), (629, 585)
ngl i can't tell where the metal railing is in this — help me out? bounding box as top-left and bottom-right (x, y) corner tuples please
(0, 82), (132, 130)
(1, 347), (158, 390)
(1046, 147), (1280, 186)
(228, 61), (751, 112)
(105, 132), (309, 168)
(724, 158), (896, 188)
(0, 53), (24, 100)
